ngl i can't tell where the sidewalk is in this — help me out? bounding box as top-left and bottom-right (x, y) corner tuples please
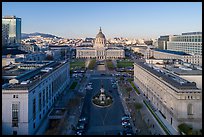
(61, 74), (89, 135)
(117, 81), (136, 135)
(155, 110), (179, 135)
(133, 81), (179, 135)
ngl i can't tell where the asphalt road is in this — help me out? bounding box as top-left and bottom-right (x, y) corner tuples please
(80, 75), (125, 135)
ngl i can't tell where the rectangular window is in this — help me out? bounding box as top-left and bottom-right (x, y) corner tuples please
(13, 95), (18, 98)
(43, 89), (45, 107)
(46, 90), (48, 104)
(39, 93), (42, 112)
(33, 123), (36, 129)
(33, 98), (36, 120)
(12, 104), (19, 127)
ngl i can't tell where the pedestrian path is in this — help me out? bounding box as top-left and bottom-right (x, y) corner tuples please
(133, 81), (179, 135)
(155, 110), (179, 135)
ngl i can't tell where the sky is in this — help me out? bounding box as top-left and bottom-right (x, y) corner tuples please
(2, 2), (202, 39)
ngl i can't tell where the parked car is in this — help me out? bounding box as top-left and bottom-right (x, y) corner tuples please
(122, 114), (131, 120)
(123, 128), (134, 135)
(122, 119), (131, 126)
(121, 116), (130, 121)
(79, 117), (88, 123)
(76, 122), (86, 130)
(76, 129), (85, 135)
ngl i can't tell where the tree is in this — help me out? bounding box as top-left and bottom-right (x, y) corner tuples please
(134, 102), (143, 112)
(126, 87), (132, 98)
(178, 123), (193, 135)
(120, 76), (124, 81)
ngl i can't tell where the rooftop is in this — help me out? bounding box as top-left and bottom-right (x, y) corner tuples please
(2, 61), (68, 90)
(181, 32), (202, 35)
(154, 49), (190, 56)
(2, 46), (28, 55)
(164, 65), (202, 75)
(135, 62), (199, 92)
(3, 16), (20, 19)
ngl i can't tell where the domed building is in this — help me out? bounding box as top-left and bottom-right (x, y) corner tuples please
(76, 27), (125, 60)
(93, 27), (106, 49)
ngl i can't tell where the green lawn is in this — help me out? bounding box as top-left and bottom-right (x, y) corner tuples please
(88, 59), (96, 70)
(70, 59), (85, 69)
(117, 60), (134, 68)
(130, 81), (140, 94)
(106, 60), (115, 70)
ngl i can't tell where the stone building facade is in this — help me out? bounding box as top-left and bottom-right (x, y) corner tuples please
(76, 27), (125, 60)
(134, 62), (202, 130)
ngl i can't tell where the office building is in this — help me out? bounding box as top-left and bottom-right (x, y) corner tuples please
(167, 32), (202, 55)
(2, 61), (70, 135)
(146, 49), (202, 67)
(2, 16), (21, 46)
(157, 35), (173, 50)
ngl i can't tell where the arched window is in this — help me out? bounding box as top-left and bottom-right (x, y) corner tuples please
(187, 104), (193, 115)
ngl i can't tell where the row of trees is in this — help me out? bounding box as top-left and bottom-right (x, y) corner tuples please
(88, 59), (96, 70)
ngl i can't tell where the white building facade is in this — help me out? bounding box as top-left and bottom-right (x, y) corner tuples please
(167, 32), (202, 55)
(2, 61), (70, 135)
(145, 49), (202, 67)
(76, 27), (125, 60)
(134, 62), (202, 131)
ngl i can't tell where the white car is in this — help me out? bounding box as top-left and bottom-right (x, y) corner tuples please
(86, 85), (93, 90)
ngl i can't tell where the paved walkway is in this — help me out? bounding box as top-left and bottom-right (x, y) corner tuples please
(133, 82), (179, 135)
(118, 80), (166, 135)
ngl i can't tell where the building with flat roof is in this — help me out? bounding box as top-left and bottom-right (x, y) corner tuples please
(167, 32), (202, 55)
(164, 64), (202, 90)
(2, 16), (21, 46)
(157, 35), (173, 50)
(134, 62), (202, 131)
(146, 49), (202, 67)
(2, 60), (70, 135)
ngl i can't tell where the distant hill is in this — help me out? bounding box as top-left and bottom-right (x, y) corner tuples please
(21, 32), (62, 39)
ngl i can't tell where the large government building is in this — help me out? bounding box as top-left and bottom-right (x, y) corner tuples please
(76, 28), (125, 59)
(134, 62), (202, 131)
(2, 61), (70, 135)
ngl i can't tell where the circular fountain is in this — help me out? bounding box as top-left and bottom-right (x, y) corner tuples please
(92, 81), (113, 108)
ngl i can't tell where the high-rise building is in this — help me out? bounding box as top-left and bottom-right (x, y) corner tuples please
(167, 32), (202, 55)
(2, 16), (21, 46)
(157, 35), (173, 50)
(2, 24), (9, 46)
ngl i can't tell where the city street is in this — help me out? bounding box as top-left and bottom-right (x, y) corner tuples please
(81, 76), (125, 135)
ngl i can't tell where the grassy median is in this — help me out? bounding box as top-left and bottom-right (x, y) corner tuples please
(143, 100), (171, 135)
(130, 81), (140, 94)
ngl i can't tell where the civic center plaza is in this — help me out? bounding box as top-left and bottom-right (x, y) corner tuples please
(76, 27), (125, 59)
(2, 28), (202, 135)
